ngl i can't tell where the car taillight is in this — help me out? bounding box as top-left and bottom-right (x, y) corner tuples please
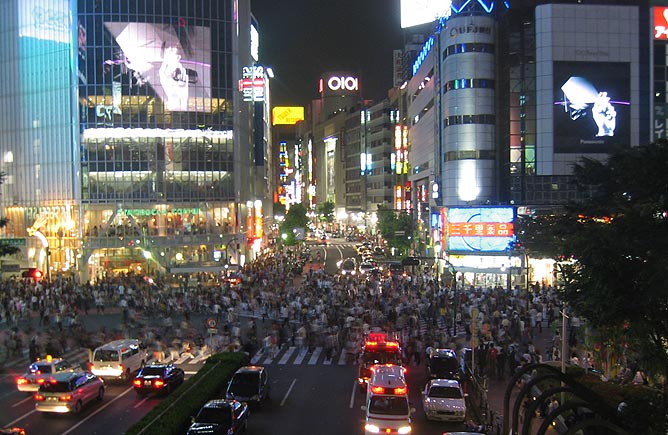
(154, 379), (165, 388)
(59, 394), (73, 402)
(37, 378), (46, 384)
(133, 379), (142, 387)
(394, 387), (407, 395)
(371, 386), (385, 394)
(16, 378), (28, 385)
(34, 393), (45, 401)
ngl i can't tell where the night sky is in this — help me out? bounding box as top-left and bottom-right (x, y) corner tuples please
(250, 0), (404, 107)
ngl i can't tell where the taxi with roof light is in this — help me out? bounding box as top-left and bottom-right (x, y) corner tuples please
(362, 363), (413, 435)
(358, 332), (403, 389)
(16, 355), (76, 393)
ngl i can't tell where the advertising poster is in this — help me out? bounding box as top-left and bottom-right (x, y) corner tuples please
(103, 22), (211, 112)
(553, 61), (630, 153)
(447, 207), (514, 253)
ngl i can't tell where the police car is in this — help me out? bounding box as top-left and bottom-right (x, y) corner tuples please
(362, 363), (413, 435)
(16, 355), (77, 392)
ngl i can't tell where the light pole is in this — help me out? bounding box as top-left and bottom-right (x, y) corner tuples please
(434, 242), (441, 286)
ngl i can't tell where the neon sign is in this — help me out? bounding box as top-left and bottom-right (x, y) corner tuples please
(327, 76), (358, 91)
(412, 35), (434, 76)
(654, 7), (668, 40)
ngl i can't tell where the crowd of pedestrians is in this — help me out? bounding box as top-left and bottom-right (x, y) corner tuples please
(0, 242), (638, 390)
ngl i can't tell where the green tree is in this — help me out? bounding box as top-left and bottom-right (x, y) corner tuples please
(316, 201), (335, 225)
(553, 140), (668, 381)
(376, 205), (413, 256)
(0, 172), (20, 257)
(278, 203), (309, 246)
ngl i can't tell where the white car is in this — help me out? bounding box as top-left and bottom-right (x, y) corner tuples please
(34, 372), (105, 414)
(339, 258), (357, 275)
(359, 262), (377, 275)
(421, 378), (466, 422)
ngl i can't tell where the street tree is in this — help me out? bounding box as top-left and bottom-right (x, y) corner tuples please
(316, 201), (335, 226)
(278, 203), (309, 246)
(553, 140), (668, 379)
(376, 205), (413, 256)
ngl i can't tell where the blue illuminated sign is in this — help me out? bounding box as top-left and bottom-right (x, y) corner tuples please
(412, 35), (434, 76)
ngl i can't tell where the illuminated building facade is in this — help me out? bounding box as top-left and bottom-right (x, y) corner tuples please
(0, 0), (263, 280)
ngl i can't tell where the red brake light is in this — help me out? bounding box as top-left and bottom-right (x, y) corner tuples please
(154, 379), (165, 388)
(16, 378), (28, 385)
(34, 393), (45, 401)
(133, 379), (142, 387)
(37, 378), (46, 384)
(371, 386), (385, 394)
(393, 387), (407, 395)
(365, 341), (378, 347)
(59, 394), (73, 402)
(386, 342), (399, 348)
(385, 429), (392, 434)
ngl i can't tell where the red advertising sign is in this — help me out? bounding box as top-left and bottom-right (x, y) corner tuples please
(654, 7), (668, 40)
(448, 222), (514, 237)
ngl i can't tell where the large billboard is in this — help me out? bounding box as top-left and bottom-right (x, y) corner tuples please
(447, 207), (514, 253)
(553, 61), (630, 153)
(104, 22), (212, 112)
(401, 0), (451, 28)
(272, 107), (304, 125)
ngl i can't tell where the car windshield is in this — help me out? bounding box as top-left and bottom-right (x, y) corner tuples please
(29, 363), (53, 374)
(431, 357), (458, 374)
(195, 407), (231, 426)
(369, 396), (409, 415)
(361, 351), (402, 367)
(229, 373), (258, 396)
(94, 350), (119, 362)
(39, 381), (72, 393)
(341, 260), (356, 270)
(428, 386), (462, 399)
(140, 367), (165, 376)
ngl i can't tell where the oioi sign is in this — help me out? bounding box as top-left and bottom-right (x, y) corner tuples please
(320, 75), (359, 94)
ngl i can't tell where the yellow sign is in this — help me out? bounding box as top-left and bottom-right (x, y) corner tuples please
(272, 106), (304, 125)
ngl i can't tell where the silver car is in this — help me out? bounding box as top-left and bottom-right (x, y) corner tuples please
(34, 372), (105, 414)
(421, 378), (466, 422)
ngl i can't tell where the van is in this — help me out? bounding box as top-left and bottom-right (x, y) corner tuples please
(362, 363), (414, 435)
(90, 339), (148, 381)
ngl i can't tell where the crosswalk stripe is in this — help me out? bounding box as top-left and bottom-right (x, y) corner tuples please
(293, 348), (308, 364)
(337, 349), (348, 365)
(308, 347), (321, 365)
(278, 346), (296, 365)
(250, 351), (264, 365)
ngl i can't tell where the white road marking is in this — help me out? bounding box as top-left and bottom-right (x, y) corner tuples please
(61, 385), (135, 435)
(280, 378), (297, 407)
(278, 346), (296, 365)
(293, 347), (308, 364)
(349, 380), (358, 408)
(12, 394), (33, 407)
(308, 347), (321, 365)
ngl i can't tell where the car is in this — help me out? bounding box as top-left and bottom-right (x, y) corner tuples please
(187, 399), (249, 435)
(16, 355), (77, 392)
(34, 371), (105, 414)
(90, 339), (148, 381)
(421, 379), (467, 422)
(132, 363), (185, 396)
(339, 258), (357, 276)
(225, 365), (270, 407)
(426, 348), (460, 380)
(0, 428), (26, 435)
(359, 261), (377, 275)
(318, 234), (329, 245)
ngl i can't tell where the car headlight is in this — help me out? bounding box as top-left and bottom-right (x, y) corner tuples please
(364, 424), (380, 433)
(398, 426), (412, 434)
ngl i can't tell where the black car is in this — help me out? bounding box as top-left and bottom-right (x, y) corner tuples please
(225, 365), (270, 407)
(187, 399), (248, 435)
(132, 363), (185, 396)
(426, 348), (460, 379)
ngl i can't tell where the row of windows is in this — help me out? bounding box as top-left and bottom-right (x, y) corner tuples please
(443, 43), (495, 59)
(444, 78), (495, 93)
(444, 114), (495, 127)
(445, 149), (496, 162)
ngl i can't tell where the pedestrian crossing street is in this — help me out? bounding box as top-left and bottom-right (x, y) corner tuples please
(250, 346), (356, 366)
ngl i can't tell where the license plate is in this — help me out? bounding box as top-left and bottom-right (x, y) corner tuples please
(144, 380), (152, 385)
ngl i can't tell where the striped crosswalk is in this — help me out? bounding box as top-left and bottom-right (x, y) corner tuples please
(250, 345), (356, 366)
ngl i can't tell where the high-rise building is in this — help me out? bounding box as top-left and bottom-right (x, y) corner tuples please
(0, 0), (266, 280)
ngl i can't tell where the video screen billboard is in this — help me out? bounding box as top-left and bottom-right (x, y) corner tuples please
(104, 22), (211, 112)
(447, 207), (514, 253)
(401, 0), (451, 28)
(553, 61), (630, 153)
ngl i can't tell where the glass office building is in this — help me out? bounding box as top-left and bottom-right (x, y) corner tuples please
(0, 0), (258, 280)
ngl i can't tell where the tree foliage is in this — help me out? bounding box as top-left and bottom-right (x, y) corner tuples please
(278, 203), (309, 246)
(0, 172), (20, 257)
(316, 201), (335, 224)
(376, 205), (413, 256)
(549, 140), (668, 379)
